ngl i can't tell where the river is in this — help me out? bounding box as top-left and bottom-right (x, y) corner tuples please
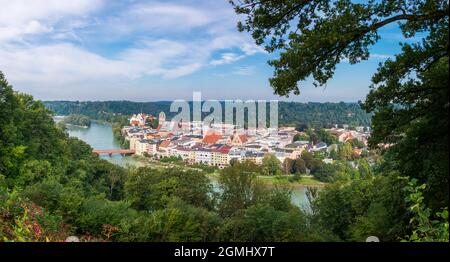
(66, 121), (144, 167)
(66, 121), (310, 209)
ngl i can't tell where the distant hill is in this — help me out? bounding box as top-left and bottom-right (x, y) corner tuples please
(43, 100), (371, 128)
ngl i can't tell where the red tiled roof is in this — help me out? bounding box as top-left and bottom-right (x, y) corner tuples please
(159, 140), (171, 148)
(342, 132), (354, 142)
(192, 143), (206, 149)
(212, 145), (232, 154)
(176, 146), (191, 151)
(202, 133), (222, 144)
(239, 135), (248, 143)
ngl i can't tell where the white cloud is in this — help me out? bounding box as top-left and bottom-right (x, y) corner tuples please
(0, 36), (216, 91)
(232, 66), (255, 76)
(0, 0), (102, 23)
(0, 0), (103, 43)
(24, 20), (53, 34)
(210, 53), (245, 66)
(164, 63), (203, 78)
(118, 39), (209, 78)
(241, 43), (265, 55)
(0, 44), (133, 86)
(0, 0), (269, 99)
(0, 41), (199, 86)
(95, 1), (220, 38)
(126, 2), (212, 30)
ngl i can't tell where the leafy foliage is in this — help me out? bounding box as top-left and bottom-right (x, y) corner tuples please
(125, 167), (214, 211)
(230, 0), (449, 223)
(401, 177), (449, 242)
(231, 0), (448, 95)
(261, 154), (282, 176)
(313, 173), (410, 241)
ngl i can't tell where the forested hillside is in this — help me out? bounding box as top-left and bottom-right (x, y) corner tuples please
(43, 100), (371, 128)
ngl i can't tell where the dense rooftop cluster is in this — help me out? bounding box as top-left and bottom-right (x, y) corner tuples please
(123, 113), (371, 168)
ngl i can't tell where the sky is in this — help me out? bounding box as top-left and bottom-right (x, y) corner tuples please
(0, 0), (410, 102)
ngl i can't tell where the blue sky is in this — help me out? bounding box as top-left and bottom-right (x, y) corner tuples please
(0, 0), (409, 102)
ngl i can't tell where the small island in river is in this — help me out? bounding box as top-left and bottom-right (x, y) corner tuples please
(62, 114), (91, 128)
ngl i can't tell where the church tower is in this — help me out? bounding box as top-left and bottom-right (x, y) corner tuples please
(158, 111), (166, 124)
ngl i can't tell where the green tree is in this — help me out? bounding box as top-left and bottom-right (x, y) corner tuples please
(357, 159), (372, 179)
(301, 151), (322, 173)
(292, 158), (306, 174)
(401, 178), (449, 242)
(261, 154), (282, 176)
(230, 0), (448, 214)
(0, 73), (21, 178)
(231, 0), (447, 96)
(220, 204), (309, 242)
(1, 72), (68, 181)
(218, 161), (267, 217)
(282, 158), (294, 174)
(317, 129), (338, 145)
(293, 133), (309, 142)
(349, 139), (365, 149)
(313, 173), (410, 241)
(149, 198), (222, 242)
(104, 165), (127, 201)
(76, 196), (137, 238)
(329, 148), (338, 160)
(301, 151), (314, 164)
(125, 167), (213, 211)
(149, 118), (159, 129)
(308, 132), (318, 145)
(338, 142), (354, 161)
(313, 163), (334, 182)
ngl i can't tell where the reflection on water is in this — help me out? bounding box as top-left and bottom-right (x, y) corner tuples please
(291, 187), (313, 211)
(66, 120), (312, 208)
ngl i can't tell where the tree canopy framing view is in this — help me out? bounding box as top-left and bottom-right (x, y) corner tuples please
(0, 0), (448, 245)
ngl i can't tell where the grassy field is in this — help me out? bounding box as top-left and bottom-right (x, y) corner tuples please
(206, 171), (324, 187)
(129, 157), (325, 188)
(256, 175), (325, 187)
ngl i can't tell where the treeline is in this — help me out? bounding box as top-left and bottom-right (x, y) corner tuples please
(63, 114), (91, 127)
(43, 100), (371, 128)
(279, 102), (371, 128)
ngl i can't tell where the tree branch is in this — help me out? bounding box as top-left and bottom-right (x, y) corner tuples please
(367, 10), (449, 32)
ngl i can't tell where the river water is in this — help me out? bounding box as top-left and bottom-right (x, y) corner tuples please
(66, 121), (145, 167)
(66, 121), (310, 208)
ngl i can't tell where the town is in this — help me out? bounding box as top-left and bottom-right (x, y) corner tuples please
(121, 112), (371, 169)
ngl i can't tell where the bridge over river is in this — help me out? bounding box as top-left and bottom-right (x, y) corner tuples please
(93, 149), (135, 155)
